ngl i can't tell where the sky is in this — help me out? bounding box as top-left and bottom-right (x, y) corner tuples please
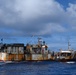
(0, 0), (76, 51)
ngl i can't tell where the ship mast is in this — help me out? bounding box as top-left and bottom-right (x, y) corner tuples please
(68, 40), (71, 50)
(38, 37), (42, 45)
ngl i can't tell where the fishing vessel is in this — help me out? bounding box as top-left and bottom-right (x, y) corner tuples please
(24, 38), (51, 61)
(0, 38), (52, 62)
(56, 41), (76, 62)
(56, 50), (75, 62)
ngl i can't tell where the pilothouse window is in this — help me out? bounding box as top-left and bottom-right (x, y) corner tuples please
(61, 53), (71, 56)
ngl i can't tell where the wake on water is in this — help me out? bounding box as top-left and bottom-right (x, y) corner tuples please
(66, 61), (75, 64)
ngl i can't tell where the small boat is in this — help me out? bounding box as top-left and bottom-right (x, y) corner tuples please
(56, 41), (76, 62)
(56, 50), (76, 62)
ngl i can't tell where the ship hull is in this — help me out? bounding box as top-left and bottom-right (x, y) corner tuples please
(0, 60), (5, 65)
(56, 58), (76, 62)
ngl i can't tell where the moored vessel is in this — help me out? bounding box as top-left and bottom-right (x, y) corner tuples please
(55, 41), (76, 62)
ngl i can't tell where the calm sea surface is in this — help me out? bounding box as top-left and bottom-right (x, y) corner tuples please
(0, 61), (76, 75)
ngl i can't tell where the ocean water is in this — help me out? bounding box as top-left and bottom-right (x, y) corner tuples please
(0, 61), (76, 75)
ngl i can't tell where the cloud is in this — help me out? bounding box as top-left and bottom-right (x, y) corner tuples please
(0, 0), (76, 37)
(66, 3), (76, 30)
